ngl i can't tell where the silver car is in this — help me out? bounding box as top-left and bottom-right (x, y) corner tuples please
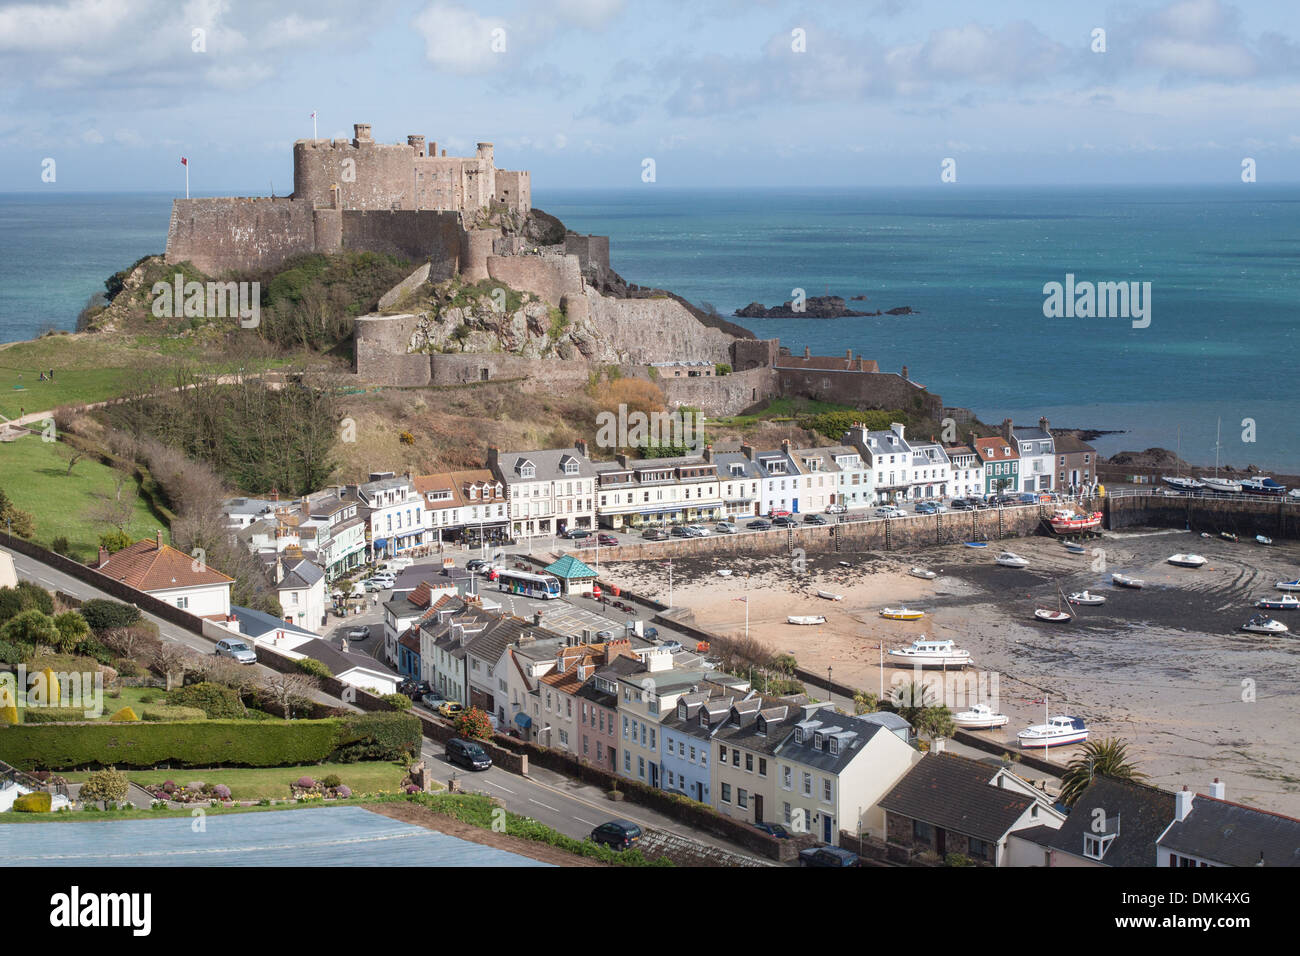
(215, 638), (257, 665)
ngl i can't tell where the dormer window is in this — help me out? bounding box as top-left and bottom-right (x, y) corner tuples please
(563, 458), (579, 475)
(755, 716), (766, 735)
(699, 711), (709, 727)
(828, 737), (840, 755)
(1084, 834), (1115, 861)
(794, 727), (804, 744)
(679, 702), (688, 720)
(813, 732), (824, 750)
(518, 460), (536, 479)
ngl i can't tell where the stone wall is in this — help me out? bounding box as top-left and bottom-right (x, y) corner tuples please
(428, 353), (592, 390)
(775, 368), (943, 419)
(660, 366), (778, 416)
(564, 234), (611, 286)
(731, 337), (780, 371)
(378, 263), (432, 310)
(341, 210), (462, 272)
(1107, 494), (1299, 539)
(486, 254), (584, 307)
(587, 294), (735, 365)
(166, 198), (320, 275)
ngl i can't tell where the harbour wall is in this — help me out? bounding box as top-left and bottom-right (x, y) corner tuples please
(1105, 493), (1300, 539)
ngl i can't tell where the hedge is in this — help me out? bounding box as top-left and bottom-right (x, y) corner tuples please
(140, 705), (207, 722)
(13, 791), (52, 812)
(78, 598), (142, 633)
(333, 712), (421, 763)
(21, 706), (92, 724)
(0, 719), (346, 770)
(166, 682), (246, 719)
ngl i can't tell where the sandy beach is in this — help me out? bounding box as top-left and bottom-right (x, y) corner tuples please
(600, 529), (1300, 816)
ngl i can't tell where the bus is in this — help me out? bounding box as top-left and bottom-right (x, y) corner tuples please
(495, 569), (562, 599)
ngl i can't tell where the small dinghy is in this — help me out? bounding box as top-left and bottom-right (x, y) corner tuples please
(787, 615), (826, 626)
(1064, 542), (1087, 555)
(1068, 590), (1106, 606)
(952, 703), (1009, 730)
(816, 590), (843, 601)
(1255, 595), (1300, 611)
(880, 606), (925, 621)
(1220, 532), (1238, 542)
(1256, 535), (1273, 546)
(1034, 607), (1073, 623)
(1167, 553), (1207, 568)
(964, 541), (988, 548)
(1276, 580), (1300, 593)
(716, 569), (733, 577)
(996, 551), (1030, 568)
(1018, 715), (1088, 749)
(908, 567), (938, 580)
(1242, 613), (1288, 634)
(838, 561), (851, 567)
(1200, 532), (1211, 538)
(1112, 573), (1144, 589)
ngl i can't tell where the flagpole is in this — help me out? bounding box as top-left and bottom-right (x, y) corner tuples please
(185, 161), (189, 199)
(312, 112), (317, 138)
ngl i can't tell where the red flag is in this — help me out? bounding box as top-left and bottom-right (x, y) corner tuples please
(181, 157), (188, 166)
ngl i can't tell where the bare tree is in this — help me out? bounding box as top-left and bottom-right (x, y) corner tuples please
(152, 644), (197, 691)
(260, 671), (320, 720)
(191, 655), (260, 692)
(87, 475), (139, 533)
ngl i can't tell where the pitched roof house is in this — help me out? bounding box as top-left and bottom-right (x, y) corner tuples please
(1037, 775), (1177, 868)
(93, 532), (233, 619)
(1157, 781), (1300, 867)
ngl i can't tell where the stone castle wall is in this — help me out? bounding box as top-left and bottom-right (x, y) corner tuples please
(341, 210), (462, 274)
(166, 198), (322, 274)
(774, 368), (943, 419)
(660, 366), (778, 416)
(486, 254), (584, 307)
(586, 294), (734, 365)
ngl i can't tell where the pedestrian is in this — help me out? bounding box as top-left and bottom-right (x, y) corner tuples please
(49, 369), (54, 381)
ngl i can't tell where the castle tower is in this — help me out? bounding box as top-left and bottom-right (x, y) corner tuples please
(476, 142), (495, 164)
(353, 123), (373, 146)
(407, 135), (426, 157)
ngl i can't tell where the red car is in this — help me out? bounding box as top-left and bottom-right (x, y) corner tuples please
(768, 509), (791, 518)
(598, 533), (619, 546)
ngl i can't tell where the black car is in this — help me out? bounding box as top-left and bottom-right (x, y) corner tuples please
(746, 519), (772, 530)
(949, 498), (970, 510)
(670, 525), (691, 538)
(772, 516), (796, 528)
(753, 821), (791, 839)
(466, 558), (490, 573)
(802, 513), (828, 525)
(590, 820), (643, 850)
(642, 528), (669, 541)
(445, 737), (492, 771)
(798, 845), (860, 867)
(562, 529), (592, 540)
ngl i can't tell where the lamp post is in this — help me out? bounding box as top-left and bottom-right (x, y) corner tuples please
(827, 666), (833, 705)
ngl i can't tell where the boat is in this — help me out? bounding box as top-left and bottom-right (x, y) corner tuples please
(1276, 580), (1300, 592)
(886, 637), (971, 669)
(1290, 489), (1300, 502)
(1256, 535), (1273, 546)
(1200, 532), (1211, 538)
(1241, 477), (1287, 496)
(1255, 595), (1300, 611)
(816, 590), (843, 601)
(1162, 475), (1205, 492)
(1034, 607), (1073, 623)
(1068, 590), (1106, 606)
(716, 569), (734, 576)
(1064, 542), (1087, 554)
(1167, 553), (1207, 568)
(952, 703), (1009, 730)
(964, 541), (988, 548)
(1112, 573), (1144, 589)
(996, 551), (1030, 568)
(1048, 508), (1104, 533)
(1018, 715), (1089, 749)
(1202, 476), (1243, 494)
(1220, 532), (1238, 543)
(787, 615), (826, 626)
(1241, 614), (1288, 634)
(880, 606), (925, 621)
(908, 567), (938, 580)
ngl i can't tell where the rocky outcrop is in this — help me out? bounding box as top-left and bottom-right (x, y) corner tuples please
(736, 296), (871, 319)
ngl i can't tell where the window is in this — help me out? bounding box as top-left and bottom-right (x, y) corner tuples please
(801, 772), (812, 797)
(719, 746), (728, 764)
(968, 837), (993, 860)
(596, 742), (603, 761)
(721, 783), (732, 803)
(745, 753), (754, 772)
(732, 748), (740, 765)
(738, 789), (748, 810)
(828, 738), (840, 756)
(783, 802), (792, 824)
(758, 757), (767, 777)
(559, 730), (568, 747)
(822, 778), (832, 802)
(622, 716), (628, 739)
(689, 746), (696, 762)
(637, 756), (645, 779)
(913, 820), (934, 842)
(624, 751), (631, 772)
(782, 766), (792, 790)
(176, 597), (189, 609)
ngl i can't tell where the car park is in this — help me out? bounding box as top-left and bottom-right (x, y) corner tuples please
(589, 820), (643, 850)
(642, 528), (669, 541)
(598, 533), (619, 546)
(802, 513), (828, 525)
(746, 519), (772, 530)
(445, 737), (492, 771)
(346, 626), (370, 641)
(799, 845), (860, 867)
(715, 521), (737, 534)
(214, 639), (257, 664)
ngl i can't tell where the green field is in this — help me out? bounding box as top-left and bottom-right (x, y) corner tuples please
(60, 760), (410, 801)
(0, 434), (165, 558)
(16, 685), (180, 722)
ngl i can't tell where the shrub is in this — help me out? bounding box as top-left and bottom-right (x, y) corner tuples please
(98, 529), (134, 553)
(51, 611), (91, 654)
(0, 640), (21, 667)
(78, 599), (142, 633)
(381, 693), (412, 711)
(80, 766), (129, 803)
(141, 705), (207, 722)
(296, 776), (316, 789)
(13, 791), (53, 812)
(51, 536), (71, 556)
(454, 706), (494, 741)
(332, 712), (421, 763)
(0, 703), (18, 724)
(108, 706), (139, 721)
(321, 774), (342, 789)
(74, 637), (115, 666)
(166, 681), (246, 719)
(2, 609), (60, 649)
(297, 657), (333, 679)
(212, 784), (231, 801)
(0, 582), (55, 622)
(113, 658), (143, 678)
(161, 780), (177, 793)
(21, 706), (89, 724)
(336, 785), (351, 798)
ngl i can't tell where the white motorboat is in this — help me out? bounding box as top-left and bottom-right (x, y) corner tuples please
(1162, 475), (1205, 492)
(1220, 531), (1239, 542)
(1242, 614), (1288, 635)
(1068, 590), (1106, 606)
(1167, 553), (1208, 568)
(952, 703), (1009, 730)
(908, 567), (938, 580)
(816, 590), (843, 602)
(996, 551), (1030, 568)
(1256, 535), (1273, 546)
(1276, 580), (1300, 593)
(1112, 573), (1144, 589)
(1034, 607), (1072, 623)
(1064, 542), (1087, 555)
(1241, 477), (1287, 496)
(1290, 489), (1300, 502)
(886, 637), (971, 669)
(1255, 595), (1299, 611)
(1202, 476), (1242, 494)
(880, 606), (925, 621)
(787, 615), (826, 626)
(716, 569), (733, 576)
(1018, 715), (1089, 749)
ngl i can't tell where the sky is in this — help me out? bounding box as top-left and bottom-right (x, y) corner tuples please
(1, 0), (1299, 192)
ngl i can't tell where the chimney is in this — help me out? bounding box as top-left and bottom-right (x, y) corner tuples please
(574, 438), (589, 458)
(155, 530), (164, 551)
(901, 365), (909, 381)
(702, 444), (712, 462)
(430, 141), (437, 157)
(487, 447), (500, 471)
(845, 349), (852, 360)
(1209, 778), (1226, 800)
(1039, 416), (1050, 434)
(271, 486), (279, 503)
(441, 149), (446, 157)
(616, 453), (629, 468)
(1175, 786), (1195, 822)
(97, 545), (108, 567)
(803, 346), (811, 359)
(890, 422), (906, 442)
(856, 356), (865, 371)
(275, 555), (284, 585)
(1001, 418), (1014, 441)
(741, 443), (755, 460)
(931, 736), (946, 753)
(353, 123), (372, 144)
(781, 438), (791, 451)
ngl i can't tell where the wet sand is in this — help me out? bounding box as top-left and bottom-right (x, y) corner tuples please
(601, 529), (1300, 815)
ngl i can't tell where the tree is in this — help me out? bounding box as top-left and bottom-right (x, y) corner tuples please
(97, 529), (134, 554)
(0, 582), (55, 623)
(0, 609), (60, 650)
(260, 671), (319, 719)
(913, 705), (956, 742)
(63, 446), (84, 477)
(454, 706), (493, 740)
(51, 611), (91, 654)
(1058, 738), (1148, 807)
(853, 691), (879, 715)
(88, 477), (139, 534)
(0, 487), (36, 538)
(889, 680), (937, 724)
(151, 644), (197, 691)
(80, 767), (129, 806)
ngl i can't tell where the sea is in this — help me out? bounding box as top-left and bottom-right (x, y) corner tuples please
(1, 185), (1297, 470)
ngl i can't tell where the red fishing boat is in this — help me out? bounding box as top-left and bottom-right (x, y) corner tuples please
(1048, 508), (1103, 533)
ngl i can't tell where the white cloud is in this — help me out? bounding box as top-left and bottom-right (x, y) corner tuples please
(413, 2), (508, 74)
(81, 128), (104, 143)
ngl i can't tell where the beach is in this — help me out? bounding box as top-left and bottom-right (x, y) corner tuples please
(600, 529), (1300, 816)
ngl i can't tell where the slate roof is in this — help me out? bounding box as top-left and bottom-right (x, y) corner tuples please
(230, 605), (319, 640)
(878, 753), (1039, 843)
(1051, 433), (1096, 455)
(494, 447), (595, 483)
(1160, 795), (1300, 868)
(94, 536), (234, 592)
(299, 638), (399, 679)
(1046, 776), (1177, 867)
(774, 711), (889, 774)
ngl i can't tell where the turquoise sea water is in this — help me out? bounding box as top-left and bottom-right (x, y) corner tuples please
(2, 186), (1297, 468)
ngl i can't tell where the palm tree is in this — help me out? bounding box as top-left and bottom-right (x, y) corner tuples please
(889, 681), (936, 724)
(1058, 737), (1148, 807)
(914, 705), (956, 742)
(853, 691), (879, 715)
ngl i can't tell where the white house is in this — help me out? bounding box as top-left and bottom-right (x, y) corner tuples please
(1005, 417), (1055, 493)
(344, 472), (425, 562)
(489, 443), (597, 539)
(907, 440), (951, 501)
(92, 532), (233, 619)
(943, 445), (984, 500)
(268, 555), (328, 634)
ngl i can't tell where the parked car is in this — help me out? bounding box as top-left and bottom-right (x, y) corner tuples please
(437, 701), (466, 719)
(685, 524), (711, 537)
(715, 521), (737, 534)
(873, 506), (908, 518)
(657, 639), (683, 653)
(364, 577), (393, 592)
(753, 821), (791, 839)
(914, 501), (937, 515)
(595, 629), (614, 640)
(346, 626), (370, 641)
(214, 638), (257, 665)
(466, 558), (490, 573)
(950, 497), (970, 510)
(420, 692), (447, 711)
(799, 845), (861, 867)
(768, 509), (792, 518)
(642, 528), (669, 541)
(772, 516), (796, 527)
(670, 525), (691, 538)
(825, 503), (847, 514)
(746, 519), (772, 531)
(589, 820), (643, 850)
(802, 513), (828, 525)
(643, 626), (659, 639)
(598, 533), (619, 546)
(562, 529), (592, 540)
(445, 737), (492, 771)
(1018, 493), (1039, 504)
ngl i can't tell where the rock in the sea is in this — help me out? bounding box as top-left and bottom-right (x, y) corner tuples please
(734, 295), (906, 319)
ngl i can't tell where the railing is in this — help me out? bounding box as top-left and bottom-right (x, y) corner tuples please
(1103, 488), (1298, 506)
